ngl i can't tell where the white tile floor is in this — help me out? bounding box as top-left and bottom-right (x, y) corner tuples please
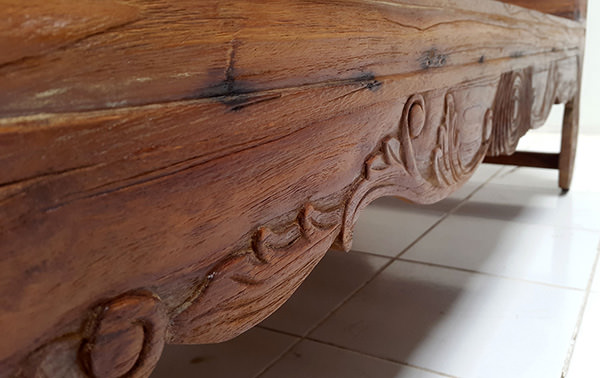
(152, 133), (600, 378)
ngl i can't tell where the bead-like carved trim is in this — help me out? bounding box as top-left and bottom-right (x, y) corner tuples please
(171, 203), (342, 319)
(168, 202), (343, 342)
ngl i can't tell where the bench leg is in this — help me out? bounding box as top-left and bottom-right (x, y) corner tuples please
(558, 92), (580, 191)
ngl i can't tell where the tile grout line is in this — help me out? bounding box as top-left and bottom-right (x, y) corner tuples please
(254, 326), (459, 377)
(253, 166), (505, 377)
(560, 241), (600, 378)
(455, 166), (600, 234)
(250, 332), (304, 378)
(256, 324), (304, 339)
(303, 336), (459, 378)
(252, 251), (401, 378)
(443, 200), (600, 234)
(394, 165), (507, 261)
(396, 258), (586, 292)
(253, 211), (451, 377)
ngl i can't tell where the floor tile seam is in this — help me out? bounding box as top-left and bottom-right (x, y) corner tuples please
(560, 244), (600, 377)
(255, 166), (525, 377)
(301, 336), (459, 378)
(392, 213), (452, 260)
(395, 257), (587, 292)
(253, 337), (303, 378)
(253, 191), (460, 376)
(302, 256), (398, 333)
(256, 274), (400, 338)
(490, 165), (519, 181)
(347, 248), (399, 259)
(439, 164), (508, 216)
(393, 163), (507, 260)
(297, 213), (455, 349)
(350, 167), (505, 260)
(473, 183), (600, 196)
(301, 218), (460, 339)
(253, 256), (400, 377)
(255, 325), (305, 339)
(446, 210), (600, 233)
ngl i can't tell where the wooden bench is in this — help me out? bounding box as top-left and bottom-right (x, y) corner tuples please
(0, 0), (587, 376)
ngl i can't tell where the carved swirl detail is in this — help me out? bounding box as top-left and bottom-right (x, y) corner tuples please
(433, 95), (493, 186)
(488, 68), (533, 156)
(531, 58), (579, 127)
(339, 92), (492, 250)
(486, 57), (579, 157)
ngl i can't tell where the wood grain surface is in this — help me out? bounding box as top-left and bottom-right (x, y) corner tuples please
(0, 0), (583, 117)
(0, 0), (586, 376)
(501, 0), (587, 20)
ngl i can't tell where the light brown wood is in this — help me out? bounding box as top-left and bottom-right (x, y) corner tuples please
(501, 0), (587, 20)
(0, 0), (583, 117)
(484, 52), (583, 190)
(0, 0), (586, 376)
(559, 92), (581, 190)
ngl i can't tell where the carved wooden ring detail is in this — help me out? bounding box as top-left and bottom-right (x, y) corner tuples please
(79, 292), (167, 378)
(404, 94), (426, 138)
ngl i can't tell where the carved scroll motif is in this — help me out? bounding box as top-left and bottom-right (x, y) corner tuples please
(487, 56), (579, 156)
(487, 68), (533, 156)
(531, 58), (579, 127)
(433, 95), (493, 187)
(339, 92), (493, 251)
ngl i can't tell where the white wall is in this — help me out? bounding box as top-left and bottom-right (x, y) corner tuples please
(543, 1), (600, 135)
(580, 0), (600, 134)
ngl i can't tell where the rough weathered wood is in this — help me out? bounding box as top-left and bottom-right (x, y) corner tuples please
(0, 0), (583, 117)
(0, 0), (140, 66)
(0, 0), (586, 377)
(500, 0), (587, 20)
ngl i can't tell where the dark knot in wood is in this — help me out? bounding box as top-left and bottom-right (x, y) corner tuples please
(419, 48), (448, 69)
